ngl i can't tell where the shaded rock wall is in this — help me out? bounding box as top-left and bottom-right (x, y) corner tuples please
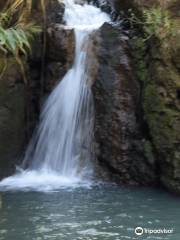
(45, 25), (75, 92)
(90, 23), (156, 184)
(91, 0), (180, 192)
(140, 32), (180, 193)
(109, 0), (180, 192)
(0, 59), (25, 178)
(144, 38), (180, 193)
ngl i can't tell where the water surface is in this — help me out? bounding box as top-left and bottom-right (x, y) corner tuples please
(0, 185), (180, 240)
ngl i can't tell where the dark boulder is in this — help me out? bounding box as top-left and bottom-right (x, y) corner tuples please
(89, 23), (156, 184)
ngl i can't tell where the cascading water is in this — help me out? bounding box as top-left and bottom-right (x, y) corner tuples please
(0, 0), (110, 191)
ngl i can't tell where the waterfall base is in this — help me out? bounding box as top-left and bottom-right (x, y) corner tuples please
(0, 170), (92, 191)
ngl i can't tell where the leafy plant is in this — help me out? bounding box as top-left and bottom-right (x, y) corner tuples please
(0, 0), (43, 82)
(143, 7), (174, 40)
(126, 7), (175, 41)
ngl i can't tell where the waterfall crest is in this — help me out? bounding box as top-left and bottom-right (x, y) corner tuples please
(0, 0), (110, 191)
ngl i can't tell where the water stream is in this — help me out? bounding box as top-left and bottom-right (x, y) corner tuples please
(0, 0), (110, 190)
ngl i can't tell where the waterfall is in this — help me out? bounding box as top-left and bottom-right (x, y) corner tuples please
(0, 0), (110, 191)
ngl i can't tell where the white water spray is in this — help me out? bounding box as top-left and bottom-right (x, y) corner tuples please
(0, 0), (110, 191)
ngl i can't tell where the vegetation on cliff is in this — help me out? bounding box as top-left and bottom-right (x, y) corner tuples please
(0, 0), (43, 82)
(128, 1), (180, 192)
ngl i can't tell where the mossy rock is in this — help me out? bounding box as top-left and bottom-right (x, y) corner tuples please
(130, 6), (180, 192)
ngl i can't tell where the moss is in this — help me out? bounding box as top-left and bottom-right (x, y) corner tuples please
(130, 38), (148, 79)
(144, 140), (155, 165)
(130, 4), (180, 191)
(142, 56), (179, 147)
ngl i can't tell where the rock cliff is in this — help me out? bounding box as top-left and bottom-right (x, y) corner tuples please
(89, 23), (156, 184)
(109, 0), (180, 192)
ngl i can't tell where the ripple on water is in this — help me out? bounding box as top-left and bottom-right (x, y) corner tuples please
(0, 185), (179, 240)
(77, 228), (119, 237)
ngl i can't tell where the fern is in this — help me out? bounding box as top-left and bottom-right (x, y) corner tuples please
(143, 7), (173, 40)
(0, 24), (40, 55)
(126, 7), (174, 41)
(0, 0), (43, 82)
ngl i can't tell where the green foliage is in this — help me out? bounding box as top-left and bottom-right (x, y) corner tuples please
(130, 5), (180, 185)
(130, 37), (149, 84)
(0, 0), (42, 82)
(0, 12), (11, 27)
(126, 9), (143, 29)
(143, 7), (174, 40)
(0, 24), (40, 57)
(127, 7), (175, 41)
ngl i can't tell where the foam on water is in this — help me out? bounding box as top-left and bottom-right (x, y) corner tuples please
(0, 169), (92, 192)
(0, 0), (110, 191)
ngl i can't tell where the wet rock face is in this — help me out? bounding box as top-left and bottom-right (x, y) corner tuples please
(30, 0), (71, 93)
(46, 0), (65, 24)
(0, 60), (25, 178)
(31, 0), (65, 25)
(89, 0), (112, 13)
(45, 25), (75, 91)
(90, 23), (156, 184)
(89, 0), (119, 21)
